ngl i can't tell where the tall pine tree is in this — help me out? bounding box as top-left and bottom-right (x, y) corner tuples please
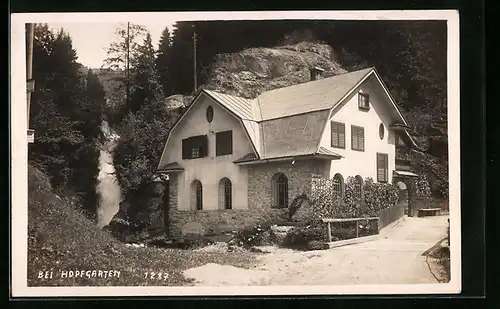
(128, 32), (163, 114)
(102, 23), (147, 124)
(155, 26), (172, 96)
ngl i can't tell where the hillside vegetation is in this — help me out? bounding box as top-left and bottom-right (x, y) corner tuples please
(27, 165), (255, 286)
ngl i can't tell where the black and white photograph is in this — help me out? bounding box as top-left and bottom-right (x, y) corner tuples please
(10, 11), (461, 296)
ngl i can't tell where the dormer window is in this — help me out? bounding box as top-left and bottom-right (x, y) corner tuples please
(358, 92), (370, 110)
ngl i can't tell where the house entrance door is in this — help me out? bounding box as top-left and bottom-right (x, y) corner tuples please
(395, 180), (410, 216)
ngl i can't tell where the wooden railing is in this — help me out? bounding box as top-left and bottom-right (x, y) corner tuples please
(321, 217), (379, 242)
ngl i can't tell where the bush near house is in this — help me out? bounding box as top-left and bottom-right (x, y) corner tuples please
(229, 223), (273, 248)
(283, 176), (399, 250)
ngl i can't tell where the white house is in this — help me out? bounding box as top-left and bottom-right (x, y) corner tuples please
(157, 67), (418, 236)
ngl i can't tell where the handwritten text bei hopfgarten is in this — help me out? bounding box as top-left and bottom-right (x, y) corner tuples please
(38, 269), (120, 280)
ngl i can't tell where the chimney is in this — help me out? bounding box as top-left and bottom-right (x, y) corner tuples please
(310, 66), (325, 81)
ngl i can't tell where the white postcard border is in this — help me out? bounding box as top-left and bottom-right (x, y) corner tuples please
(10, 10), (462, 297)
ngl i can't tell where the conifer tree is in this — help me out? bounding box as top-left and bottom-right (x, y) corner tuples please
(155, 26), (173, 96)
(102, 23), (147, 122)
(128, 32), (163, 114)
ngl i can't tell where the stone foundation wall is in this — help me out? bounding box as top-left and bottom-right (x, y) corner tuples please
(247, 160), (323, 210)
(167, 159), (323, 237)
(168, 208), (289, 237)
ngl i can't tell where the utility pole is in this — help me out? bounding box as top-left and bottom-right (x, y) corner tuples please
(126, 22), (130, 109)
(192, 24), (197, 93)
(26, 23), (35, 144)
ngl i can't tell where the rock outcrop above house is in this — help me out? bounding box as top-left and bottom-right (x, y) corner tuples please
(203, 41), (348, 99)
(165, 94), (194, 110)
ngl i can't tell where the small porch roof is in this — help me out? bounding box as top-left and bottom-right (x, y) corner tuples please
(157, 161), (184, 173)
(393, 170), (419, 178)
(390, 122), (411, 131)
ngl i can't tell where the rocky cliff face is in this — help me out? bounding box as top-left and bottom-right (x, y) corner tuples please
(204, 41), (347, 99)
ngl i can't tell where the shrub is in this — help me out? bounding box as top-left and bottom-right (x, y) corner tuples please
(362, 177), (399, 215)
(229, 224), (272, 248)
(415, 174), (432, 198)
(308, 175), (399, 221)
(287, 192), (309, 221)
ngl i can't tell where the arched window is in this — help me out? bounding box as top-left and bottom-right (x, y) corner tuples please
(354, 175), (363, 198)
(332, 173), (344, 198)
(272, 173), (288, 208)
(191, 180), (203, 210)
(219, 177), (232, 210)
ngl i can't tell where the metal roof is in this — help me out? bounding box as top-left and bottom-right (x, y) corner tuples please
(205, 67), (374, 122)
(201, 68), (375, 161)
(204, 89), (255, 120)
(259, 110), (329, 159)
(255, 67), (373, 120)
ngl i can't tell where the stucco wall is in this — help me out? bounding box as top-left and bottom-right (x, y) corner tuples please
(319, 76), (397, 183)
(161, 93), (255, 211)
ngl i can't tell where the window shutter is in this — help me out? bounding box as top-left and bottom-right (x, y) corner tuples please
(351, 127), (357, 150)
(377, 153), (388, 182)
(384, 153), (388, 182)
(216, 131), (233, 156)
(216, 132), (221, 156)
(331, 122), (338, 146)
(200, 135), (208, 157)
(339, 124), (345, 148)
(227, 131), (233, 154)
(377, 154), (383, 181)
(359, 127), (365, 151)
(182, 138), (189, 159)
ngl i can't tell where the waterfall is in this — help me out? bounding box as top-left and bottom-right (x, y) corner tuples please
(96, 120), (122, 229)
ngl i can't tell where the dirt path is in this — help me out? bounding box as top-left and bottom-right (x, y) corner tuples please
(183, 215), (449, 286)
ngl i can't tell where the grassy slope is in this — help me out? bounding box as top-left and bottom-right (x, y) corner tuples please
(27, 165), (256, 286)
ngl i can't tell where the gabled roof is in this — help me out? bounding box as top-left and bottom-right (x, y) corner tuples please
(158, 67), (416, 171)
(204, 68), (374, 122)
(256, 67), (373, 120)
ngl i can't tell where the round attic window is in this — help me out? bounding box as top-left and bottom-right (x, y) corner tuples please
(206, 106), (214, 123)
(379, 123), (385, 140)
